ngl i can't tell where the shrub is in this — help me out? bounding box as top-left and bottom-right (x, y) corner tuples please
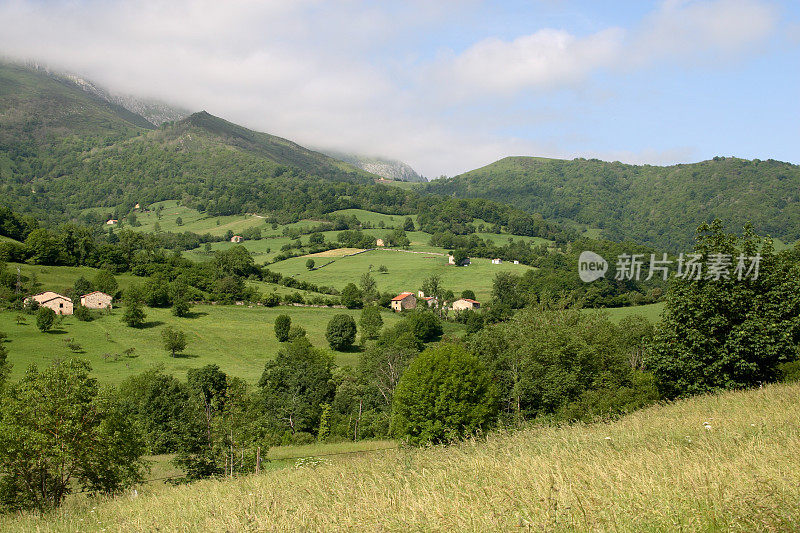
(392, 345), (498, 445)
(400, 311), (443, 342)
(306, 259), (315, 270)
(274, 315), (291, 342)
(172, 297), (191, 318)
(35, 307), (56, 332)
(122, 302), (146, 328)
(326, 314), (357, 351)
(778, 360), (800, 383)
(288, 325), (307, 340)
(262, 293), (280, 307)
(74, 305), (93, 322)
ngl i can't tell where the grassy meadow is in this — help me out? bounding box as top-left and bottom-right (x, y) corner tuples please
(123, 200), (266, 236)
(4, 382), (798, 531)
(267, 249), (534, 301)
(0, 304), (412, 385)
(10, 263), (142, 295)
(582, 301), (665, 324)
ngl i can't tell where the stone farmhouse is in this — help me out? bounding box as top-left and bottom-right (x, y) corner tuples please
(417, 290), (437, 308)
(231, 235), (244, 243)
(452, 298), (481, 311)
(28, 291), (73, 315)
(81, 291), (113, 310)
(391, 292), (417, 312)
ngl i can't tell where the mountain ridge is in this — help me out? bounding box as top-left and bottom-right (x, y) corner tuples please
(425, 155), (800, 250)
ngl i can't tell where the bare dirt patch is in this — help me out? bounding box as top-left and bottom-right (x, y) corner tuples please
(304, 248), (365, 258)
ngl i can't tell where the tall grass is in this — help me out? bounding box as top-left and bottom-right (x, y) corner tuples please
(3, 383), (799, 531)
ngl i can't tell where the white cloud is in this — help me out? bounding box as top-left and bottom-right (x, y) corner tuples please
(632, 0), (778, 64)
(437, 0), (777, 98)
(0, 0), (783, 176)
(441, 28), (624, 97)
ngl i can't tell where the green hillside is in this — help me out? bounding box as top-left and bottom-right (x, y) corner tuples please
(0, 62), (378, 225)
(426, 156), (800, 250)
(4, 382), (798, 531)
(268, 249), (533, 301)
(0, 304), (408, 385)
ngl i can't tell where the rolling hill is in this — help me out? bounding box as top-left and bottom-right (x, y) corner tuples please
(425, 156), (800, 250)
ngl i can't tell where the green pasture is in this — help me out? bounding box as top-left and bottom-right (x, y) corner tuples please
(267, 249), (534, 301)
(582, 302), (665, 324)
(0, 304), (409, 385)
(126, 200), (266, 236)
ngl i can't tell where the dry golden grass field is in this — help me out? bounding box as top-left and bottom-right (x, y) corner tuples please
(3, 382), (799, 532)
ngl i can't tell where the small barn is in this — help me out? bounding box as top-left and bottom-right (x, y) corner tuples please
(376, 238), (385, 247)
(452, 298), (481, 311)
(491, 258), (502, 264)
(391, 292), (417, 312)
(81, 291), (113, 310)
(28, 291), (74, 315)
(231, 235), (244, 243)
(106, 219), (118, 225)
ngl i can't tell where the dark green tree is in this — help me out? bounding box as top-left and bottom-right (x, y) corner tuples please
(274, 315), (291, 342)
(359, 305), (384, 341)
(326, 314), (357, 350)
(403, 217), (415, 231)
(72, 276), (93, 301)
(646, 221), (800, 398)
(74, 304), (93, 322)
(305, 259), (315, 270)
(93, 269), (118, 296)
(391, 345), (498, 445)
(340, 282), (363, 309)
(0, 359), (146, 511)
(258, 338), (335, 434)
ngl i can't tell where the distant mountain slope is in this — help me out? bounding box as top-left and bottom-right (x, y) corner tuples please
(184, 112), (372, 176)
(323, 151), (426, 182)
(0, 63), (383, 222)
(0, 61), (154, 149)
(425, 156), (800, 249)
(57, 72), (191, 126)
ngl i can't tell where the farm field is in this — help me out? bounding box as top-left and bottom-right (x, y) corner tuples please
(7, 382), (799, 531)
(124, 200), (266, 236)
(583, 301), (665, 324)
(0, 304), (413, 385)
(267, 249), (535, 301)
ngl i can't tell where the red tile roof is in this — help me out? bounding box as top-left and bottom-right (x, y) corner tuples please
(391, 292), (414, 301)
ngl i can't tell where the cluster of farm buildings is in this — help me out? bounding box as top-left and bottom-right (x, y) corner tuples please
(390, 291), (480, 313)
(25, 291), (113, 315)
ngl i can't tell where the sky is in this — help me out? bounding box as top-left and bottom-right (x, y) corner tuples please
(0, 0), (798, 177)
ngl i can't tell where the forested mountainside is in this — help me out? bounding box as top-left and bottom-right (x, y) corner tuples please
(426, 156), (800, 250)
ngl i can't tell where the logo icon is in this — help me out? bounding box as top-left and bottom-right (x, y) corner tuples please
(578, 251), (608, 282)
